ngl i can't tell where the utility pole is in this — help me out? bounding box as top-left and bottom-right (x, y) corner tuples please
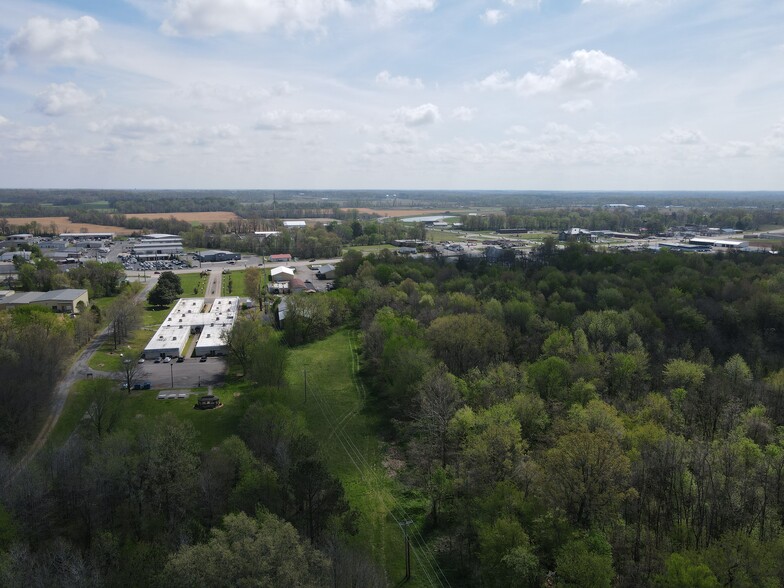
(400, 519), (413, 582)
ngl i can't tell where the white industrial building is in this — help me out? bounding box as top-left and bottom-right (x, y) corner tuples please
(143, 296), (240, 359)
(689, 237), (749, 249)
(283, 220), (307, 228)
(131, 234), (184, 260)
(60, 232), (115, 241)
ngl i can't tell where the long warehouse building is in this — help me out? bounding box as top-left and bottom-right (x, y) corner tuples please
(143, 296), (240, 358)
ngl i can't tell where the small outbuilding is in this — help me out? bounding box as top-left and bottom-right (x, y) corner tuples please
(317, 264), (336, 280)
(195, 395), (222, 410)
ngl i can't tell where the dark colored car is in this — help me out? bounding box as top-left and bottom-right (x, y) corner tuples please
(199, 356), (207, 362)
(176, 356), (184, 363)
(142, 382), (152, 390)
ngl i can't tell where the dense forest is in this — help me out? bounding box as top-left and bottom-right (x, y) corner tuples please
(325, 245), (784, 586)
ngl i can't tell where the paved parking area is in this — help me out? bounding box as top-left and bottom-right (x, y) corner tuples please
(137, 357), (226, 390)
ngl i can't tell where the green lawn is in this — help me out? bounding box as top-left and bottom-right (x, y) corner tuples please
(344, 244), (396, 253)
(180, 272), (208, 297)
(221, 270), (246, 297)
(283, 330), (435, 586)
(88, 328), (152, 371)
(51, 376), (258, 451)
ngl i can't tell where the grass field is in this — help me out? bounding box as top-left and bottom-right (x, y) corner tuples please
(221, 270), (246, 297)
(344, 244), (396, 253)
(180, 272), (208, 297)
(88, 328), (152, 372)
(283, 330), (437, 587)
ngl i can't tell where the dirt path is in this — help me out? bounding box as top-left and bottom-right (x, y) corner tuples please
(9, 277), (159, 480)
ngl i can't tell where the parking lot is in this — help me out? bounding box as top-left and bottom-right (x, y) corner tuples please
(136, 356), (226, 390)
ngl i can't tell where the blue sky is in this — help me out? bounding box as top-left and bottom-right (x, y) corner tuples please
(0, 0), (782, 190)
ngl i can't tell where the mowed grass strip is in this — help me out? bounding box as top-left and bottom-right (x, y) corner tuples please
(285, 330), (432, 586)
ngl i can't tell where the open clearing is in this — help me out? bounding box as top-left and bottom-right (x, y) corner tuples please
(125, 211), (240, 224)
(4, 216), (136, 234)
(342, 207), (463, 217)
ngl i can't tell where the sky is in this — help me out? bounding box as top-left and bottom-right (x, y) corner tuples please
(0, 0), (783, 191)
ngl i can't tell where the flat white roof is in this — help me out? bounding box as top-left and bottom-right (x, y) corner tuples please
(144, 296), (240, 356)
(690, 237), (748, 247)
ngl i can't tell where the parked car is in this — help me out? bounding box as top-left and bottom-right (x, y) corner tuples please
(154, 358), (161, 363)
(163, 356), (171, 363)
(199, 356), (207, 362)
(137, 358), (145, 364)
(132, 383), (142, 390)
(176, 356), (184, 363)
(142, 382), (152, 390)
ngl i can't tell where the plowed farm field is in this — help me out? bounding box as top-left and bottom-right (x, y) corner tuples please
(125, 211), (240, 224)
(5, 217), (136, 235)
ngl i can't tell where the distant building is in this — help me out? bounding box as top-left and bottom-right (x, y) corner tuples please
(559, 228), (597, 243)
(270, 266), (295, 282)
(0, 288), (89, 313)
(269, 253), (292, 263)
(0, 251), (32, 262)
(60, 232), (114, 241)
(689, 237), (748, 249)
(194, 250), (241, 263)
(283, 220), (307, 228)
(131, 234), (184, 260)
(6, 234), (33, 243)
(254, 231), (281, 238)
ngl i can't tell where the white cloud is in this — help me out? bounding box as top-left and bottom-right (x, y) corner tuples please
(375, 70), (424, 89)
(481, 10), (505, 25)
(503, 0), (541, 6)
(88, 115), (178, 139)
(505, 124), (529, 135)
(3, 16), (100, 69)
(393, 103), (440, 126)
(517, 50), (636, 95)
(34, 82), (97, 116)
(0, 115), (9, 126)
(161, 0), (351, 36)
(660, 127), (705, 145)
(451, 106), (475, 121)
(255, 109), (346, 130)
(361, 123), (422, 144)
(474, 70), (514, 91)
(718, 141), (754, 158)
(582, 0), (650, 5)
(476, 50), (635, 96)
(373, 0), (436, 25)
(560, 98), (594, 113)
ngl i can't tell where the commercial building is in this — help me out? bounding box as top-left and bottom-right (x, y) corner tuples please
(143, 296), (240, 359)
(131, 234), (184, 260)
(0, 251), (32, 262)
(689, 237), (749, 249)
(60, 232), (114, 241)
(269, 253), (292, 263)
(559, 228), (598, 242)
(0, 288), (89, 313)
(283, 220), (307, 228)
(6, 234), (33, 243)
(194, 250), (241, 263)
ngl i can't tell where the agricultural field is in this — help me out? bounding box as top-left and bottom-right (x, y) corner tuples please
(3, 216), (136, 234)
(125, 211), (241, 224)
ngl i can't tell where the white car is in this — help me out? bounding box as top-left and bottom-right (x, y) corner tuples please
(137, 358), (145, 364)
(163, 356), (171, 363)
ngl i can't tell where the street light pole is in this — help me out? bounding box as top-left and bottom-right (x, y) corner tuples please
(170, 362), (174, 389)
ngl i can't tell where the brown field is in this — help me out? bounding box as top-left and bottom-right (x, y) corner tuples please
(341, 208), (462, 217)
(126, 211), (240, 224)
(4, 217), (136, 235)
